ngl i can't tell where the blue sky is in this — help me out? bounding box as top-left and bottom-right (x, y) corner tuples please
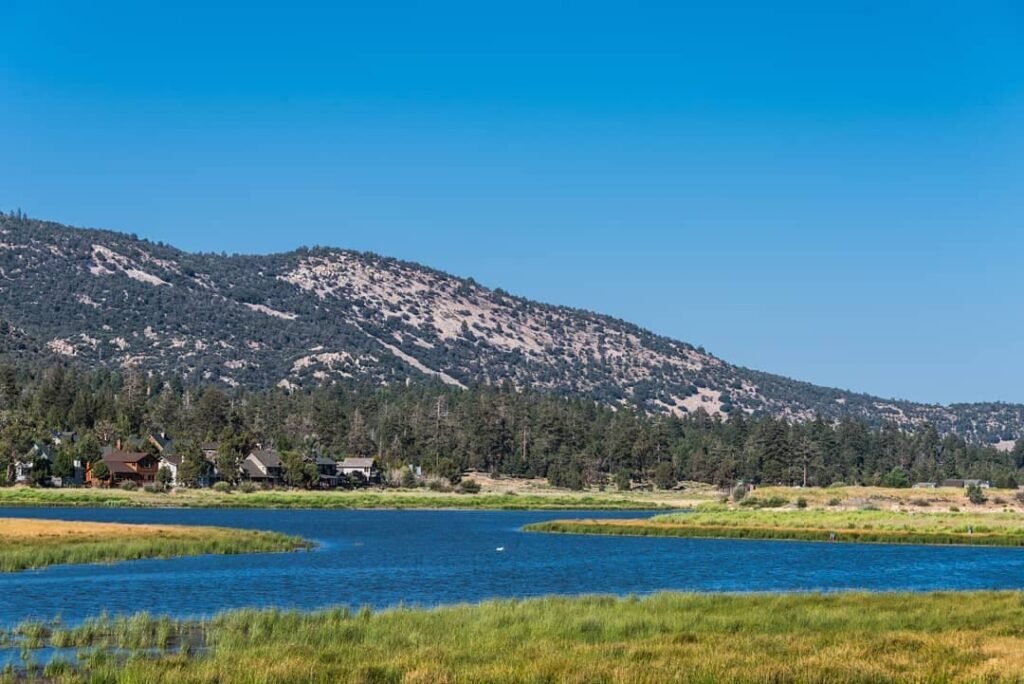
(2, 1), (1022, 405)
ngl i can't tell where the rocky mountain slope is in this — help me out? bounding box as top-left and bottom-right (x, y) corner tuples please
(1, 213), (1020, 443)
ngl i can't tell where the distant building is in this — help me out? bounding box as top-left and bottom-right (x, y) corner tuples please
(148, 432), (174, 455)
(88, 451), (160, 486)
(158, 453), (182, 486)
(242, 449), (284, 485)
(197, 442), (222, 485)
(311, 456), (338, 488)
(13, 443), (54, 485)
(50, 431), (77, 447)
(941, 479), (991, 489)
(147, 432), (180, 486)
(337, 457), (379, 483)
(912, 482), (937, 489)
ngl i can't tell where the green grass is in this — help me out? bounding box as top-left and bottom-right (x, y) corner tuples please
(0, 486), (664, 510)
(8, 592), (1024, 682)
(0, 519), (311, 572)
(524, 508), (1024, 546)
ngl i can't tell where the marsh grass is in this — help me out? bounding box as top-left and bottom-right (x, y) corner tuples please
(0, 519), (310, 572)
(8, 593), (1024, 682)
(525, 508), (1024, 546)
(0, 487), (663, 511)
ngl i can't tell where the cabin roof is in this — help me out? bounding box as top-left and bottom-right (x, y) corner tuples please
(248, 449), (283, 468)
(339, 457), (376, 468)
(102, 451), (152, 464)
(160, 453), (182, 467)
(240, 459), (266, 478)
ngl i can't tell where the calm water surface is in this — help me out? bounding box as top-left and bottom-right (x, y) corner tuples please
(2, 507), (1024, 626)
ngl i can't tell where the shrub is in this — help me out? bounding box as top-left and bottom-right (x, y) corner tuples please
(212, 481), (232, 493)
(795, 497), (808, 509)
(614, 470), (631, 491)
(731, 484), (748, 503)
(458, 479), (481, 494)
(399, 469), (417, 489)
(949, 506), (960, 512)
(435, 458), (462, 486)
(142, 484), (165, 494)
(966, 483), (987, 505)
(548, 466), (584, 491)
(827, 497), (841, 506)
(156, 466), (173, 489)
(120, 481), (139, 491)
(91, 461), (110, 483)
(880, 467), (910, 489)
(910, 498), (931, 507)
(239, 482), (257, 493)
(427, 479), (451, 492)
(739, 496), (788, 509)
(654, 462), (676, 490)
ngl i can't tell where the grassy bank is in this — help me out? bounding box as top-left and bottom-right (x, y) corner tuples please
(9, 592), (1024, 682)
(0, 518), (311, 572)
(750, 485), (1023, 511)
(525, 508), (1024, 546)
(0, 486), (670, 511)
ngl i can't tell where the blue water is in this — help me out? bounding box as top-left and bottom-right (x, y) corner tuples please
(2, 507), (1024, 626)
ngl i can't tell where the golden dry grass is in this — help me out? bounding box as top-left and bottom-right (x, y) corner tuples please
(0, 518), (211, 541)
(754, 485), (1021, 512)
(0, 518), (310, 571)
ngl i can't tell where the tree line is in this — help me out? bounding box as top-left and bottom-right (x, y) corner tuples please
(1, 363), (1022, 489)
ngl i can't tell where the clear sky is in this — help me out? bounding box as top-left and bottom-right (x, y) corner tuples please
(2, 1), (1021, 405)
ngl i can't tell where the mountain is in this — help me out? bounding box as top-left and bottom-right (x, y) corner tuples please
(0, 213), (1020, 444)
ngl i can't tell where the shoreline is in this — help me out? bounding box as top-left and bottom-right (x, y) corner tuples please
(0, 487), (676, 511)
(525, 507), (1024, 547)
(525, 519), (1024, 547)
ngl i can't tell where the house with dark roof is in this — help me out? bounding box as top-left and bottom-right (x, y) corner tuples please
(241, 449), (284, 485)
(311, 455), (338, 488)
(50, 431), (77, 447)
(114, 435), (148, 452)
(148, 432), (174, 453)
(13, 443), (54, 485)
(87, 450), (160, 486)
(146, 432), (181, 486)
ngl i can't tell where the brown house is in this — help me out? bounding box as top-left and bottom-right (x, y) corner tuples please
(87, 451), (160, 486)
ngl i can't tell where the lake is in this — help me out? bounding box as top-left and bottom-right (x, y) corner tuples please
(3, 506), (1024, 627)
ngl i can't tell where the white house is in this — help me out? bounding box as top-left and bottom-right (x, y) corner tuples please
(158, 453), (181, 486)
(13, 443), (54, 484)
(337, 457), (379, 482)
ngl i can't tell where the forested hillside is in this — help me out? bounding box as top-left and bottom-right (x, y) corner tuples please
(3, 365), (1022, 489)
(0, 212), (1021, 445)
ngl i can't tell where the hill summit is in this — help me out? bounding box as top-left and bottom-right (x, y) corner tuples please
(1, 213), (1020, 443)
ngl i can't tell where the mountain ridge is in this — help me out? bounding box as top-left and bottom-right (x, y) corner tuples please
(1, 212), (1020, 444)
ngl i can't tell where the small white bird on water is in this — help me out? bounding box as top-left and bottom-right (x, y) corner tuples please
(495, 546), (505, 552)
